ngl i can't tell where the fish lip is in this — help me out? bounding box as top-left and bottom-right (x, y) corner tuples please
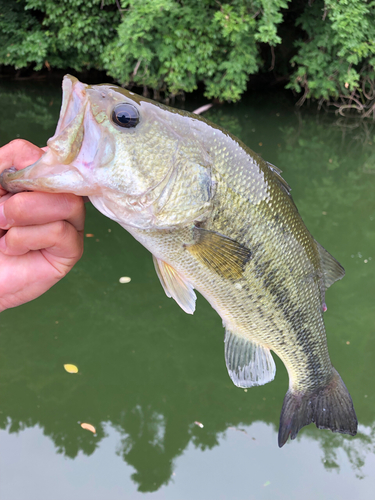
(0, 76), (103, 196)
(0, 169), (19, 193)
(0, 163), (88, 195)
(52, 75), (89, 139)
(46, 76), (89, 165)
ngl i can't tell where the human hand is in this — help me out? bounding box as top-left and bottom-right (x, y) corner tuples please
(0, 139), (85, 312)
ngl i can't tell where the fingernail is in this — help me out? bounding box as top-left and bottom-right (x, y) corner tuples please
(0, 204), (7, 228)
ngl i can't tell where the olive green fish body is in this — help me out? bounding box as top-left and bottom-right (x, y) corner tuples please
(125, 122), (332, 391)
(0, 75), (357, 446)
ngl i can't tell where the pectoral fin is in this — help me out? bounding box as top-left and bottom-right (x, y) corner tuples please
(315, 241), (345, 289)
(153, 256), (196, 314)
(186, 228), (251, 280)
(224, 329), (276, 388)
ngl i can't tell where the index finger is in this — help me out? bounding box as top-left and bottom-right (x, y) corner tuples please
(0, 139), (45, 195)
(1, 192), (85, 233)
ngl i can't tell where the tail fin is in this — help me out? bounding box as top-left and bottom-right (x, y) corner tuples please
(278, 368), (357, 447)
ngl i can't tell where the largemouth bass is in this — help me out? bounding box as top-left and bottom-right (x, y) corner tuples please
(0, 75), (357, 446)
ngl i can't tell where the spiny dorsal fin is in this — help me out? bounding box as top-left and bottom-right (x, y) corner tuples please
(315, 241), (345, 289)
(153, 256), (196, 314)
(267, 162), (292, 196)
(185, 227), (252, 280)
(224, 329), (276, 388)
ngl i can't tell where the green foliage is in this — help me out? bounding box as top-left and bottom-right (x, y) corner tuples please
(102, 0), (290, 101)
(0, 0), (119, 71)
(0, 0), (48, 70)
(0, 0), (374, 110)
(0, 0), (290, 101)
(287, 0), (375, 114)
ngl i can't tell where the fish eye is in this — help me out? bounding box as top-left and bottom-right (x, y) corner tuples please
(111, 103), (139, 128)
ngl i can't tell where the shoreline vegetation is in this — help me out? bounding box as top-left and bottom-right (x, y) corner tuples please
(0, 0), (374, 118)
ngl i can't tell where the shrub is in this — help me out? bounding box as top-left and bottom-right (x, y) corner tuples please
(0, 0), (374, 115)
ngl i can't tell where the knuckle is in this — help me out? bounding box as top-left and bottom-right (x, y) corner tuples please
(70, 193), (84, 211)
(62, 193), (84, 214)
(61, 194), (85, 228)
(6, 193), (29, 222)
(8, 139), (28, 149)
(55, 222), (84, 266)
(69, 229), (84, 262)
(4, 227), (20, 252)
(52, 220), (69, 240)
(77, 235), (84, 260)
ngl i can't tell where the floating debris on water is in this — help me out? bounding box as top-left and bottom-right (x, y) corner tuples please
(192, 103), (213, 115)
(64, 364), (78, 373)
(194, 421), (204, 428)
(119, 277), (131, 283)
(81, 423), (96, 434)
(346, 341), (350, 345)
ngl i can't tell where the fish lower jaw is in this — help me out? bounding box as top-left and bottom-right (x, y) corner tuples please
(1, 170), (89, 196)
(89, 194), (154, 229)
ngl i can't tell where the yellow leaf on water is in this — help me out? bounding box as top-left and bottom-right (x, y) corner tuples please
(64, 364), (78, 374)
(81, 423), (96, 433)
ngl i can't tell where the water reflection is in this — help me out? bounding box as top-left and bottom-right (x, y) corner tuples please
(0, 82), (375, 494)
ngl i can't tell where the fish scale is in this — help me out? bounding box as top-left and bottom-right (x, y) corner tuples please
(0, 75), (357, 447)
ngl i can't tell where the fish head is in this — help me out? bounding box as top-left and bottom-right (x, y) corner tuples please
(0, 75), (213, 228)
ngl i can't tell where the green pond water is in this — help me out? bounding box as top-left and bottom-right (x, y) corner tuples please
(0, 80), (375, 500)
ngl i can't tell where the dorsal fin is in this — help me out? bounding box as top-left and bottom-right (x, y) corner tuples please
(185, 227), (252, 281)
(224, 329), (276, 387)
(267, 162), (292, 196)
(153, 256), (196, 314)
(315, 241), (345, 289)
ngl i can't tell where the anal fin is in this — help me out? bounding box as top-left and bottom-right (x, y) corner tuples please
(224, 329), (276, 388)
(153, 256), (196, 314)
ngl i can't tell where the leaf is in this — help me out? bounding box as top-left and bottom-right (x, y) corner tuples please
(81, 423), (96, 434)
(64, 364), (78, 373)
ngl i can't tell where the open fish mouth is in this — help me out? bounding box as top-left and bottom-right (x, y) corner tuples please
(0, 75), (106, 197)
